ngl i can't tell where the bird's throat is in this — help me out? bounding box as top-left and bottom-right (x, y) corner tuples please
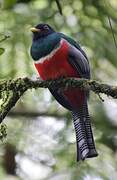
(31, 32), (61, 60)
(34, 40), (63, 64)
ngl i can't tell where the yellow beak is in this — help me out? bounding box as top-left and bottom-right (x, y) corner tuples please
(30, 27), (40, 33)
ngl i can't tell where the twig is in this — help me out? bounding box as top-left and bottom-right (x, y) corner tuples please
(55, 0), (63, 15)
(104, 0), (117, 49)
(107, 16), (117, 49)
(0, 35), (10, 43)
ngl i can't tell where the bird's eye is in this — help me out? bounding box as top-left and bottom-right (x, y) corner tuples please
(43, 25), (49, 30)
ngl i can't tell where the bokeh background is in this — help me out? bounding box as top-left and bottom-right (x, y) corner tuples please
(0, 0), (117, 179)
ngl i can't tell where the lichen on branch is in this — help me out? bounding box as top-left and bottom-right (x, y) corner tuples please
(0, 77), (117, 124)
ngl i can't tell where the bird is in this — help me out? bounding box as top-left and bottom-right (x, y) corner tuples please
(30, 23), (98, 161)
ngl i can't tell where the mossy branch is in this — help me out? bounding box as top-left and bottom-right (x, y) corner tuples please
(0, 77), (117, 124)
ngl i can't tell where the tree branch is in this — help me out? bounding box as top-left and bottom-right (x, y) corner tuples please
(9, 110), (65, 119)
(0, 77), (117, 123)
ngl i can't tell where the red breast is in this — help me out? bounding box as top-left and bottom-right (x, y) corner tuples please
(34, 39), (79, 80)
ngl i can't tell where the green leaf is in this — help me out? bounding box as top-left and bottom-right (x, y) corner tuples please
(0, 48), (5, 56)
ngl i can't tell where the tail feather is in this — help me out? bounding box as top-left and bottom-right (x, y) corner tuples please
(72, 112), (89, 161)
(72, 102), (98, 161)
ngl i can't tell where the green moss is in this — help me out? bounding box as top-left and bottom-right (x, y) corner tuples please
(0, 123), (7, 141)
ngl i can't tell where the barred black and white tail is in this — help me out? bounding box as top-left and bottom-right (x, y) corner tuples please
(72, 102), (98, 161)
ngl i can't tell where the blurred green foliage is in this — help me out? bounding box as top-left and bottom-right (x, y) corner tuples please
(0, 0), (117, 179)
(0, 48), (5, 55)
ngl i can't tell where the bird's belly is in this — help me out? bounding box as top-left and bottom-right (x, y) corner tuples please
(34, 40), (78, 80)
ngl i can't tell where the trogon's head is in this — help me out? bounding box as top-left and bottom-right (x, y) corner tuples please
(30, 24), (55, 41)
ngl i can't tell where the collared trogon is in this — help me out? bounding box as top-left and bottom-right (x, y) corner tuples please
(30, 24), (98, 161)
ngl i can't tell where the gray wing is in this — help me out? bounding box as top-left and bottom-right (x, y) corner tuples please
(68, 45), (90, 79)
